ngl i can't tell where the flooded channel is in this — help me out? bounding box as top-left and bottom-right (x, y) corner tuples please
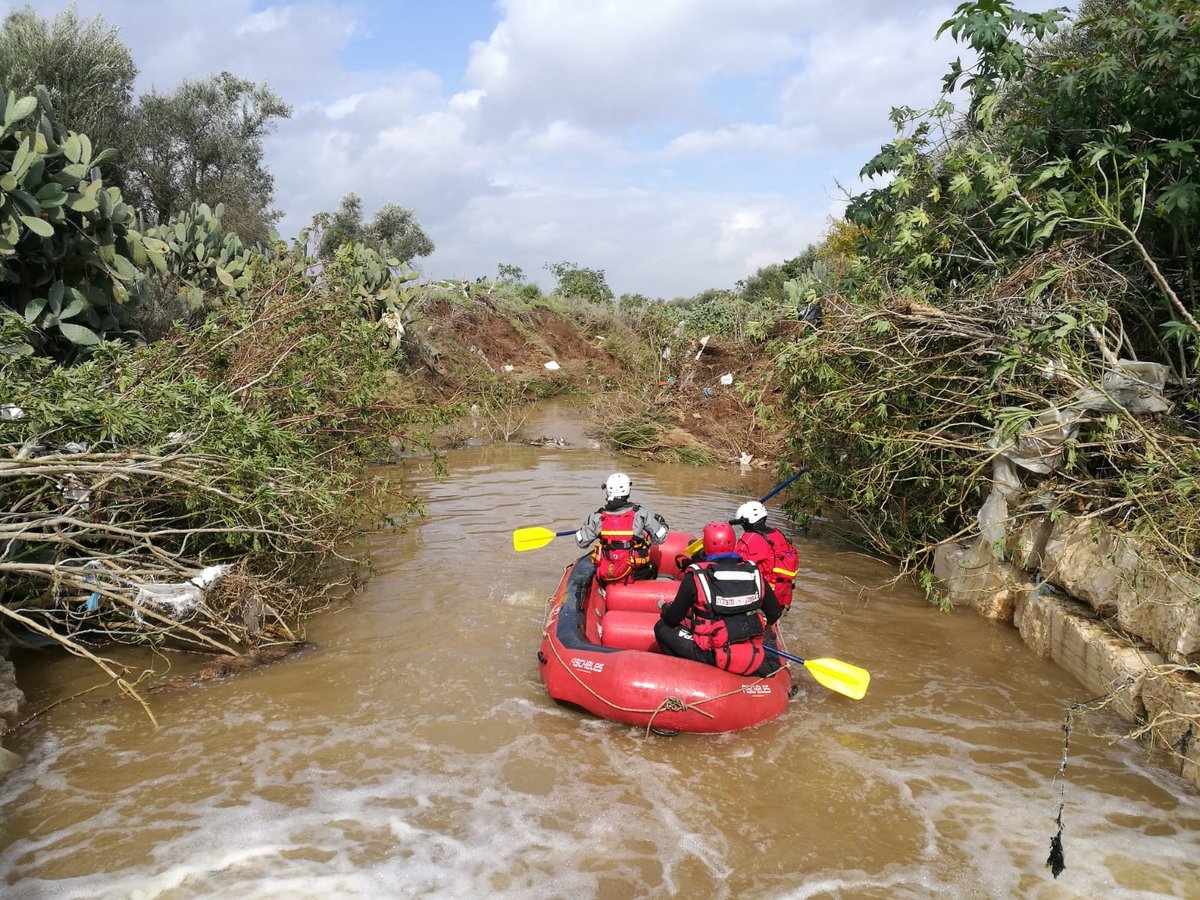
(2, 404), (1198, 898)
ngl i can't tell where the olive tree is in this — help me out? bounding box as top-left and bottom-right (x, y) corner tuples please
(545, 261), (613, 303)
(128, 72), (292, 245)
(317, 192), (435, 267)
(0, 5), (137, 182)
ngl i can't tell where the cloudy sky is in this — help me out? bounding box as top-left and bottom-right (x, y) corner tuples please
(6, 0), (1021, 297)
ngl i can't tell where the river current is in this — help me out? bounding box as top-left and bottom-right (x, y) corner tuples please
(1, 404), (1197, 898)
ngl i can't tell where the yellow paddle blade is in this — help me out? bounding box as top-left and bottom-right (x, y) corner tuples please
(803, 657), (871, 700)
(685, 538), (703, 556)
(513, 526), (558, 552)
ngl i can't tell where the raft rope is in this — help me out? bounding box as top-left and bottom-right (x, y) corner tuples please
(541, 623), (787, 739)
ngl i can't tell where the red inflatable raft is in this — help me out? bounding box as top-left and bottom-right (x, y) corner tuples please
(537, 532), (795, 733)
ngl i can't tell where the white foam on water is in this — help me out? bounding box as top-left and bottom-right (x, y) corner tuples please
(4, 657), (1198, 899)
(496, 588), (544, 608)
(21, 652), (1197, 899)
(777, 868), (938, 899)
(4, 698), (732, 898)
(808, 681), (1200, 898)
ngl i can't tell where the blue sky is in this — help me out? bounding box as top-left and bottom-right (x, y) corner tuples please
(2, 1), (1049, 297)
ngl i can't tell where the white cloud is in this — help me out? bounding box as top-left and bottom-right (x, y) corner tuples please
(306, 72), (443, 124)
(664, 123), (818, 159)
(234, 6), (293, 38)
(524, 120), (627, 162)
(323, 93), (368, 120)
(465, 0), (806, 133)
(1, 0), (986, 297)
(267, 82), (495, 243)
(421, 182), (824, 298)
(43, 0), (362, 95)
(449, 90), (486, 113)
(780, 4), (968, 145)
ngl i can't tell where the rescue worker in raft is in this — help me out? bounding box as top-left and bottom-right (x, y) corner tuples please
(730, 500), (799, 614)
(567, 472), (670, 600)
(654, 521), (782, 677)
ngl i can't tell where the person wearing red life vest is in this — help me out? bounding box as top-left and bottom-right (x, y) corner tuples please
(568, 473), (670, 595)
(654, 521), (782, 677)
(730, 500), (799, 612)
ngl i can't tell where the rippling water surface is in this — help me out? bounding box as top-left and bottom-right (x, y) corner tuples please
(2, 403), (1198, 899)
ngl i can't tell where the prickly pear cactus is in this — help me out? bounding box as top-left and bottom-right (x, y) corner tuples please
(142, 201), (254, 313)
(0, 87), (153, 360)
(323, 241), (419, 351)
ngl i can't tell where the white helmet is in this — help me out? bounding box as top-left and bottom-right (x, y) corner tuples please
(603, 472), (632, 502)
(734, 500), (767, 526)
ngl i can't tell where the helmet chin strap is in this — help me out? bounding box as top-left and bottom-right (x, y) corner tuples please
(729, 517), (767, 531)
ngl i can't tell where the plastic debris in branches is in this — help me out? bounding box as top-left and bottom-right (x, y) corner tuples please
(131, 564), (234, 624)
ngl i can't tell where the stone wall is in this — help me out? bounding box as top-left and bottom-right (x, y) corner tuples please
(1, 650), (26, 774)
(933, 512), (1200, 790)
(0, 653), (22, 731)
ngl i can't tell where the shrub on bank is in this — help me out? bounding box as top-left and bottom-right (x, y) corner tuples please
(0, 241), (412, 658)
(773, 1), (1200, 574)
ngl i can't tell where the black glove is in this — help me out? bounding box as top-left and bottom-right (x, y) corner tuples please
(674, 553), (692, 570)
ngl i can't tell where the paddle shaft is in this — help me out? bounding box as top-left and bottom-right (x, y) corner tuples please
(681, 467), (808, 558)
(762, 644), (810, 667)
(758, 467), (807, 504)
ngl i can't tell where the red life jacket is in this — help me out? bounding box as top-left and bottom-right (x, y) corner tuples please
(687, 559), (766, 676)
(591, 505), (650, 584)
(738, 528), (798, 608)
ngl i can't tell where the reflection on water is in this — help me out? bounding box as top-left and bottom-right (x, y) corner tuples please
(2, 403), (1198, 899)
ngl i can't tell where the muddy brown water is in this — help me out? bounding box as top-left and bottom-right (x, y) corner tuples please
(2, 403), (1198, 899)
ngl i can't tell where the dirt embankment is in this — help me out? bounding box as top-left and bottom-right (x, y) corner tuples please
(393, 291), (798, 467)
(651, 334), (788, 467)
(412, 300), (629, 388)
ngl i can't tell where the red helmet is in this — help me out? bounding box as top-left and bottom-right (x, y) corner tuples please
(701, 521), (736, 556)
